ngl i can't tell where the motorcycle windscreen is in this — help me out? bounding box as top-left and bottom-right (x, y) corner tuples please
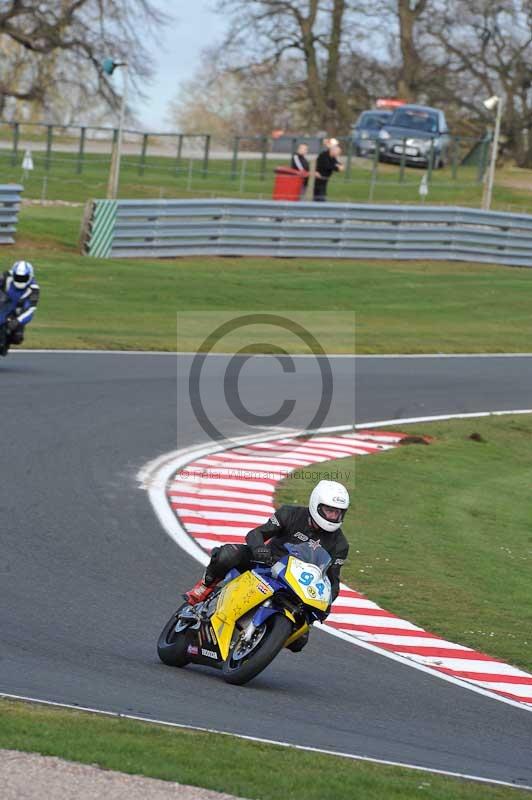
(211, 570), (274, 660)
(284, 541), (332, 571)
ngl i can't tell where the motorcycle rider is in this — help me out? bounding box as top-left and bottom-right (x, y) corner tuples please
(0, 260), (40, 346)
(184, 480), (350, 636)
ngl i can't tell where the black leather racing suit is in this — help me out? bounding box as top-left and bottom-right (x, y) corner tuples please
(205, 504), (349, 604)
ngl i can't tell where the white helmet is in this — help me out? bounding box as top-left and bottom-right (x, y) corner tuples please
(10, 260), (34, 290)
(309, 480), (350, 533)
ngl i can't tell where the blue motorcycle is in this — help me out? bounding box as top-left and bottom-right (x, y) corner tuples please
(0, 289), (17, 357)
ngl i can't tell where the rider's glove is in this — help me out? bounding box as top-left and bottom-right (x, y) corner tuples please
(7, 317), (19, 333)
(251, 544), (274, 565)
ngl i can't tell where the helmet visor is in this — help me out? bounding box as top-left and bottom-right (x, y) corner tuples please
(319, 503), (345, 523)
(13, 274), (30, 289)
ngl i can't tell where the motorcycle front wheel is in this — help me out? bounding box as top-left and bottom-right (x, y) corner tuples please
(157, 608), (191, 668)
(0, 329), (9, 357)
(222, 614), (292, 685)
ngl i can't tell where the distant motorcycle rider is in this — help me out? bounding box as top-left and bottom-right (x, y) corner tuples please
(184, 481), (350, 631)
(0, 260), (40, 346)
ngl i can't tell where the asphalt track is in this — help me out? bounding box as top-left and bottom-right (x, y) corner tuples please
(2, 352), (532, 788)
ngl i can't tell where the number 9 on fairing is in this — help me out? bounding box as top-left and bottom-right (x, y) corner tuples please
(299, 571), (313, 586)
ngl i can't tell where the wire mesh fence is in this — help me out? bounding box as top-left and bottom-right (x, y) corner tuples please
(0, 119), (497, 208)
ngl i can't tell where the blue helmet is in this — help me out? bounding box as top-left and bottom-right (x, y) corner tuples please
(10, 260), (34, 290)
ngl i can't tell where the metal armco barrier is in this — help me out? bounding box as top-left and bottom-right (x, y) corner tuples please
(83, 198), (532, 267)
(0, 184), (23, 245)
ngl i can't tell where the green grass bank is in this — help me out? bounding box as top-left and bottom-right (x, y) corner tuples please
(277, 415), (532, 672)
(3, 204), (532, 353)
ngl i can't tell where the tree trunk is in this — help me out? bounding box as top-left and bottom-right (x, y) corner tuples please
(522, 135), (532, 169)
(396, 0), (426, 101)
(504, 94), (524, 166)
(512, 122), (530, 168)
(323, 0), (349, 133)
(299, 1), (330, 131)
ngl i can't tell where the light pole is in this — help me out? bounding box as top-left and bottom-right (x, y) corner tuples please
(103, 57), (129, 200)
(482, 95), (503, 212)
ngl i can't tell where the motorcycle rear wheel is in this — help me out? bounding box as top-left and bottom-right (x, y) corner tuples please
(222, 614), (292, 685)
(157, 607), (191, 668)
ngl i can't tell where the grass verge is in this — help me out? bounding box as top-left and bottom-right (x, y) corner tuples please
(0, 699), (527, 799)
(4, 205), (532, 353)
(277, 415), (532, 672)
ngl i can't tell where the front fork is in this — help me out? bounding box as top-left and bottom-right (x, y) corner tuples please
(249, 600), (309, 648)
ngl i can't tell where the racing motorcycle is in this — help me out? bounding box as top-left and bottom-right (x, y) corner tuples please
(0, 290), (15, 357)
(157, 541), (331, 685)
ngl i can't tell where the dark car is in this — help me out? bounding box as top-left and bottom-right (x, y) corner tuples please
(351, 110), (393, 157)
(378, 105), (451, 168)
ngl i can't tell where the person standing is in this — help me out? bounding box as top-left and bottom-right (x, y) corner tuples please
(291, 143), (310, 198)
(313, 142), (344, 201)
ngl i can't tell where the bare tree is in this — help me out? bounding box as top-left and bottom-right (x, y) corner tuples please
(359, 0), (439, 101)
(396, 0), (428, 100)
(0, 0), (168, 121)
(214, 1), (444, 132)
(215, 0), (364, 134)
(169, 49), (311, 144)
(172, 0), (532, 165)
(427, 0), (532, 166)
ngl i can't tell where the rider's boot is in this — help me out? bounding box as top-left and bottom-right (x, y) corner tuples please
(183, 573), (220, 606)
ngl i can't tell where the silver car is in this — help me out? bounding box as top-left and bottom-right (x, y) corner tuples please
(378, 105), (452, 168)
(351, 110), (393, 157)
